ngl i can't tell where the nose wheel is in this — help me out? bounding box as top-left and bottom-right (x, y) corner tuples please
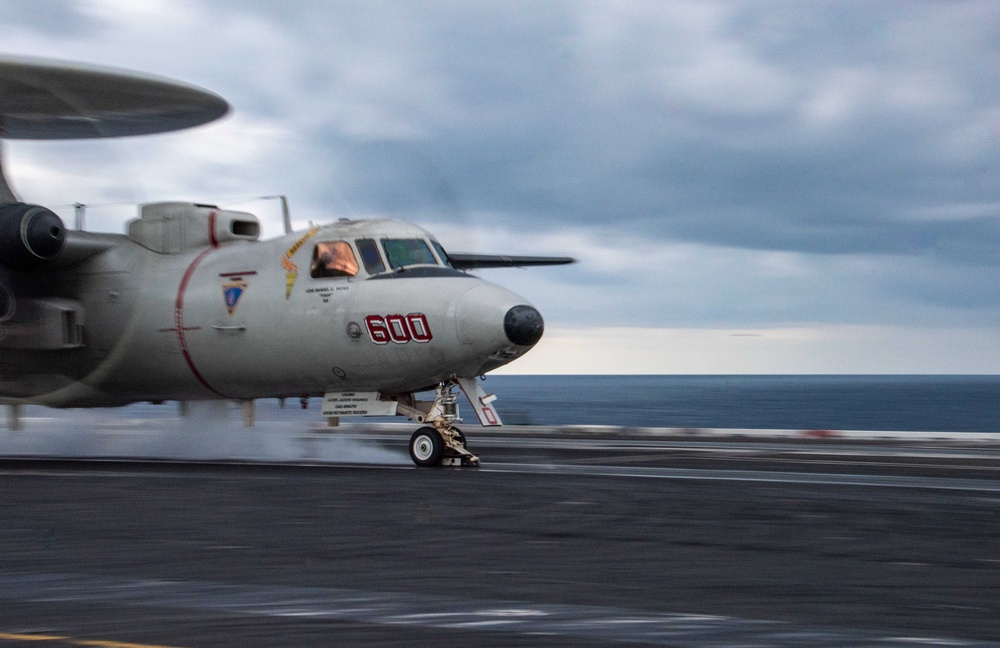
(408, 426), (479, 467)
(409, 427), (444, 466)
(394, 381), (481, 467)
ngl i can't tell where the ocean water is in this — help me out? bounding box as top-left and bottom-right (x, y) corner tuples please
(15, 375), (1000, 433)
(485, 375), (1000, 432)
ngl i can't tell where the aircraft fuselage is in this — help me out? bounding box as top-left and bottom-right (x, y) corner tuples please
(0, 210), (539, 407)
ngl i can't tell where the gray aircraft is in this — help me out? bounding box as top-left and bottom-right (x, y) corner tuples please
(0, 58), (572, 467)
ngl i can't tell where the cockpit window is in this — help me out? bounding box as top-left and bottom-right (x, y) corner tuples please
(431, 240), (453, 268)
(356, 238), (386, 275)
(382, 238), (437, 270)
(310, 241), (359, 278)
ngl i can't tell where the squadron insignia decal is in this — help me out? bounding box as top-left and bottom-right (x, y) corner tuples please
(219, 271), (256, 316)
(282, 227), (320, 300)
(222, 280), (248, 316)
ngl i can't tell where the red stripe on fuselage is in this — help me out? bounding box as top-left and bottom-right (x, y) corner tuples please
(208, 209), (219, 249)
(175, 247), (228, 398)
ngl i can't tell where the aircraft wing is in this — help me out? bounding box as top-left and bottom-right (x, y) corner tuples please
(448, 253), (575, 270)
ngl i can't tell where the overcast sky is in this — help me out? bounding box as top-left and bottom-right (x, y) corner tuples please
(3, 0), (1000, 373)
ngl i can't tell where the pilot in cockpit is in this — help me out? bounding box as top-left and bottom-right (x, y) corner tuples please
(310, 241), (359, 278)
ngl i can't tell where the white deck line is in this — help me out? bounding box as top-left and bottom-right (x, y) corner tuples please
(472, 424), (1000, 443)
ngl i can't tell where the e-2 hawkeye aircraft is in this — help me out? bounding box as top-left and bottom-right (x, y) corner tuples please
(0, 58), (572, 467)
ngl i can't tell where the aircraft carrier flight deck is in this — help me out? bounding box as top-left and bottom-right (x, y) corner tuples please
(0, 420), (998, 648)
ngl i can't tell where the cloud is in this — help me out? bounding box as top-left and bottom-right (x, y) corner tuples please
(3, 0), (100, 36)
(2, 1), (1000, 371)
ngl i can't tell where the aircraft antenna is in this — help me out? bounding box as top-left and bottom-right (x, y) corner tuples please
(74, 203), (86, 230)
(279, 195), (292, 234)
(259, 194), (293, 234)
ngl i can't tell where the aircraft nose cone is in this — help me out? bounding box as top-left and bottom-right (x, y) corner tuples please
(504, 305), (544, 347)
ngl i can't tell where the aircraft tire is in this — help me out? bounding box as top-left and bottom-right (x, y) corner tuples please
(409, 427), (444, 467)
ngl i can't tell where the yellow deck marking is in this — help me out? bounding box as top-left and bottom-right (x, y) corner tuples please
(0, 634), (182, 648)
(0, 635), (67, 642)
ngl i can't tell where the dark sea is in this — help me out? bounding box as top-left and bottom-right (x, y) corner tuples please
(484, 375), (1000, 433)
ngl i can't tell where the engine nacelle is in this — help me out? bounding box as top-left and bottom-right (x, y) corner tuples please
(0, 202), (67, 270)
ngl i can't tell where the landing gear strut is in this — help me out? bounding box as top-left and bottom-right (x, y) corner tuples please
(396, 382), (480, 468)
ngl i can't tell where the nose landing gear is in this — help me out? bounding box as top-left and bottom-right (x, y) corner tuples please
(397, 382), (481, 467)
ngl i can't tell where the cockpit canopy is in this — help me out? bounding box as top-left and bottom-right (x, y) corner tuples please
(308, 221), (453, 280)
(305, 216), (573, 279)
(382, 238), (438, 270)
